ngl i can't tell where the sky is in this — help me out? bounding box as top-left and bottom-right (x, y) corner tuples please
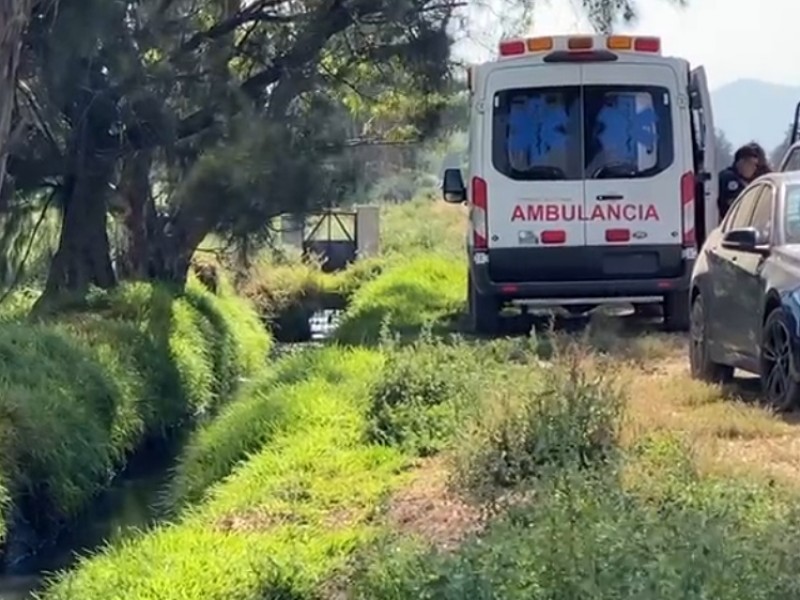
(456, 0), (800, 91)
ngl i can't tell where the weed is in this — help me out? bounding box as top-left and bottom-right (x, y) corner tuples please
(453, 343), (624, 499)
(367, 337), (478, 457)
(354, 459), (800, 599)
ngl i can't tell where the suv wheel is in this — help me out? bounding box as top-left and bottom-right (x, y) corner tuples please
(663, 291), (690, 332)
(760, 308), (800, 411)
(468, 273), (499, 335)
(689, 294), (733, 383)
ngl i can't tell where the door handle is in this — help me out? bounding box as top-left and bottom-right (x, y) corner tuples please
(596, 194), (624, 201)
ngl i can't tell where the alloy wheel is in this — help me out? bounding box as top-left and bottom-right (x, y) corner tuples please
(762, 316), (794, 410)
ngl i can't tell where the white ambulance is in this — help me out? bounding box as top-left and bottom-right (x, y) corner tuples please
(442, 34), (718, 334)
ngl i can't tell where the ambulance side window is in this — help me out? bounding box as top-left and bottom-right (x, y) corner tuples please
(583, 85), (674, 180)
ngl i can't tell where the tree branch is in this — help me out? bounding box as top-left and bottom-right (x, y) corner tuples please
(179, 2), (304, 54)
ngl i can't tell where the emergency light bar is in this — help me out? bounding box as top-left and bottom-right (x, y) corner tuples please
(498, 35), (661, 57)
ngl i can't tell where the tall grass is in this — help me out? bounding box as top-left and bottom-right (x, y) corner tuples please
(335, 254), (466, 344)
(0, 275), (269, 548)
(39, 348), (409, 600)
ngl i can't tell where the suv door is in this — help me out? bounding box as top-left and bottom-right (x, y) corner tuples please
(708, 184), (763, 357)
(731, 184), (775, 364)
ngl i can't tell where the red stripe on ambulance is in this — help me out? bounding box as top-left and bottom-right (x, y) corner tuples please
(511, 203), (659, 222)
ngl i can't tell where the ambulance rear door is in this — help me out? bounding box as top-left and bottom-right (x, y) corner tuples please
(582, 62), (684, 253)
(689, 65), (718, 237)
(483, 63), (586, 251)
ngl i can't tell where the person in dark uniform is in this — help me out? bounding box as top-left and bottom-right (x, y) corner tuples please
(718, 145), (760, 219)
(749, 142), (771, 177)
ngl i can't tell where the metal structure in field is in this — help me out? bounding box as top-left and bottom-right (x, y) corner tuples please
(281, 205), (379, 272)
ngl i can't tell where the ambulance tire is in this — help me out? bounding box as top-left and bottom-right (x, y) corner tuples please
(663, 291), (690, 332)
(468, 274), (499, 336)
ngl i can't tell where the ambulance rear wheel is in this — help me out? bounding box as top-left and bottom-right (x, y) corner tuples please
(663, 291), (690, 332)
(468, 274), (499, 336)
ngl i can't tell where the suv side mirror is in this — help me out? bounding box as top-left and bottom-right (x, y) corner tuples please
(442, 168), (466, 204)
(722, 227), (769, 254)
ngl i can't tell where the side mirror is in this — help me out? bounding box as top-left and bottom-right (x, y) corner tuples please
(722, 227), (769, 254)
(442, 168), (466, 204)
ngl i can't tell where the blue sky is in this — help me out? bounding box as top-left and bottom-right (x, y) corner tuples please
(455, 0), (800, 91)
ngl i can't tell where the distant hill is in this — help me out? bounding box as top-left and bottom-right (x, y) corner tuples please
(711, 79), (800, 153)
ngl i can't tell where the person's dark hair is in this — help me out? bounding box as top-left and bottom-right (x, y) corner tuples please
(734, 145), (760, 162)
(747, 141), (771, 174)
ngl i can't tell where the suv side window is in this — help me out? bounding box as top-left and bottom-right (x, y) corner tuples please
(781, 147), (800, 172)
(748, 186), (774, 241)
(728, 185), (762, 231)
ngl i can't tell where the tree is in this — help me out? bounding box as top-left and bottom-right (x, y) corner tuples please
(0, 0), (34, 202)
(3, 0), (691, 304)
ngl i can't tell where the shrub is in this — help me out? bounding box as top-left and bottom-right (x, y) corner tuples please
(354, 459), (800, 600)
(366, 337), (478, 457)
(453, 344), (624, 497)
(379, 198), (466, 259)
(0, 287), (39, 322)
(336, 254), (466, 344)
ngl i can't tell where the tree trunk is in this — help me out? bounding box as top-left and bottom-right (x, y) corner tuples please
(0, 0), (32, 201)
(39, 172), (116, 302)
(115, 151), (153, 280)
(37, 115), (119, 306)
(114, 152), (207, 288)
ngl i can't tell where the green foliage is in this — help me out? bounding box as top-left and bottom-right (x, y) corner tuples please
(0, 287), (40, 322)
(166, 346), (385, 511)
(379, 197), (465, 260)
(0, 277), (268, 541)
(336, 254), (466, 344)
(40, 347), (408, 600)
(0, 196), (60, 288)
(366, 336), (478, 457)
(453, 346), (625, 497)
(354, 457), (800, 600)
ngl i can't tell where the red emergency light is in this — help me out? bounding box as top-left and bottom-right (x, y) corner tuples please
(498, 40), (526, 56)
(541, 230), (566, 244)
(605, 229), (630, 242)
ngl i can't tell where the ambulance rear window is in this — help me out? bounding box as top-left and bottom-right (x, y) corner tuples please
(492, 84), (674, 181)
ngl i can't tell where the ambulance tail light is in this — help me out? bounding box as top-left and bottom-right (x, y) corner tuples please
(680, 171), (696, 248)
(541, 230), (566, 244)
(605, 229), (630, 242)
(471, 177), (488, 249)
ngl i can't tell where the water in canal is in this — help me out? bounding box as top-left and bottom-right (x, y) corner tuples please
(0, 440), (177, 599)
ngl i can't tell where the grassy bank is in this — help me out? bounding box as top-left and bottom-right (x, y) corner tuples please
(0, 276), (269, 554)
(33, 198), (800, 598)
(40, 347), (408, 598)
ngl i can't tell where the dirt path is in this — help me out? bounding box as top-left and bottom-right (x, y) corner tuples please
(622, 336), (800, 486)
